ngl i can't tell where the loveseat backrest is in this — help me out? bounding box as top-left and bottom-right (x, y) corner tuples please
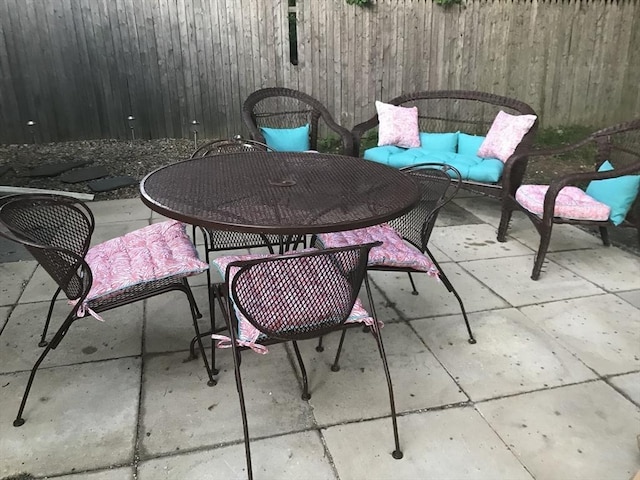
(351, 90), (538, 157)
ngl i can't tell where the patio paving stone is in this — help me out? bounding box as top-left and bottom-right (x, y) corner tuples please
(520, 294), (640, 376)
(431, 224), (533, 262)
(369, 263), (508, 320)
(477, 381), (640, 480)
(0, 300), (142, 374)
(48, 467), (135, 480)
(90, 219), (150, 246)
(460, 255), (605, 306)
(19, 265), (64, 304)
(144, 285), (212, 355)
(618, 289), (640, 309)
(1, 195), (638, 479)
(137, 431), (337, 480)
(547, 247), (640, 292)
(412, 308), (596, 401)
(89, 199), (153, 224)
(323, 407), (534, 480)
(609, 372), (640, 405)
(139, 347), (315, 457)
(0, 358), (140, 478)
(0, 260), (37, 306)
(297, 323), (467, 425)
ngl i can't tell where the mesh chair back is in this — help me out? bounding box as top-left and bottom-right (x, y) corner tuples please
(190, 136), (273, 158)
(189, 137), (277, 251)
(389, 164), (461, 252)
(229, 244), (375, 341)
(0, 195), (93, 301)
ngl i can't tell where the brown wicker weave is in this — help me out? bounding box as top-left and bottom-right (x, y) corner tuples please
(497, 118), (640, 280)
(351, 90), (539, 198)
(242, 87), (354, 155)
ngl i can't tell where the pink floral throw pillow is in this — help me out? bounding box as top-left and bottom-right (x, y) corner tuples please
(375, 101), (420, 148)
(477, 110), (537, 162)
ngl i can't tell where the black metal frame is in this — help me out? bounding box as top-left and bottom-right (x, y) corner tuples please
(314, 163), (475, 346)
(214, 243), (402, 479)
(0, 194), (213, 426)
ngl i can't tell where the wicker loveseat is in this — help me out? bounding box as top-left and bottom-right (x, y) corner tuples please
(351, 90), (538, 198)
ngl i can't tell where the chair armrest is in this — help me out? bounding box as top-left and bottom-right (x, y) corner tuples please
(351, 115), (380, 157)
(540, 160), (640, 222)
(501, 137), (596, 197)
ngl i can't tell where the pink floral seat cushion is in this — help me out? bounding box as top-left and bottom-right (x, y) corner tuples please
(212, 249), (376, 353)
(515, 185), (611, 221)
(84, 220), (208, 303)
(315, 224), (439, 277)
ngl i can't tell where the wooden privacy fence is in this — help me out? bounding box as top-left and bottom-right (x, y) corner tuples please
(1, 0), (639, 144)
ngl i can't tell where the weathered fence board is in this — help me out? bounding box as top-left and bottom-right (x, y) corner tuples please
(0, 0), (638, 144)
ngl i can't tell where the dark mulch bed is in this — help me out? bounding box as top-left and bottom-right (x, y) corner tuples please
(0, 139), (195, 201)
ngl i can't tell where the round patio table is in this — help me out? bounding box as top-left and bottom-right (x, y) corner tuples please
(140, 152), (420, 234)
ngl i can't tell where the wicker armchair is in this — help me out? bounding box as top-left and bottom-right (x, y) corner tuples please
(242, 87), (354, 155)
(351, 90), (538, 198)
(497, 119), (640, 280)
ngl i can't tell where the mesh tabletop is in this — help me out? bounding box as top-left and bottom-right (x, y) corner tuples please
(140, 152), (420, 234)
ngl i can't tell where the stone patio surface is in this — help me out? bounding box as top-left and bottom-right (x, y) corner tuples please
(0, 194), (639, 480)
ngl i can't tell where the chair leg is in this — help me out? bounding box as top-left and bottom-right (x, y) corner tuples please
(532, 224), (553, 280)
(407, 272), (418, 295)
(599, 226), (611, 246)
(39, 286), (62, 347)
(229, 342), (254, 480)
(14, 342), (55, 426)
(425, 248), (476, 344)
(182, 280), (216, 386)
(364, 276), (403, 459)
(292, 341), (311, 400)
(330, 329), (348, 372)
(497, 204), (514, 242)
(315, 336), (324, 352)
(14, 313), (76, 427)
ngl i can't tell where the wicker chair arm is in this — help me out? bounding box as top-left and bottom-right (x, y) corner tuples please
(501, 137), (597, 197)
(541, 159), (640, 222)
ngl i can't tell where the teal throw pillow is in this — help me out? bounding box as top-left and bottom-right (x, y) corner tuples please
(419, 132), (458, 153)
(585, 160), (640, 225)
(458, 133), (486, 156)
(260, 124), (311, 152)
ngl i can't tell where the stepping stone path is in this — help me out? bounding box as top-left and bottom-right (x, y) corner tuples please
(22, 160), (92, 177)
(87, 176), (138, 192)
(60, 166), (110, 183)
(7, 160), (139, 194)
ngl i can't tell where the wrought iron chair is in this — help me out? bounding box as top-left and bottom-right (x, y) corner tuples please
(0, 194), (213, 426)
(186, 136), (300, 373)
(212, 243), (402, 479)
(314, 163), (476, 346)
(242, 87), (355, 155)
(498, 119), (640, 279)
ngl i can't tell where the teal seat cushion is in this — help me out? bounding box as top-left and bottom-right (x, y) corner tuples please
(419, 132), (458, 153)
(260, 124), (310, 152)
(364, 146), (503, 183)
(458, 133), (485, 156)
(448, 154), (503, 183)
(364, 146), (406, 164)
(386, 150), (456, 169)
(585, 160), (640, 225)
